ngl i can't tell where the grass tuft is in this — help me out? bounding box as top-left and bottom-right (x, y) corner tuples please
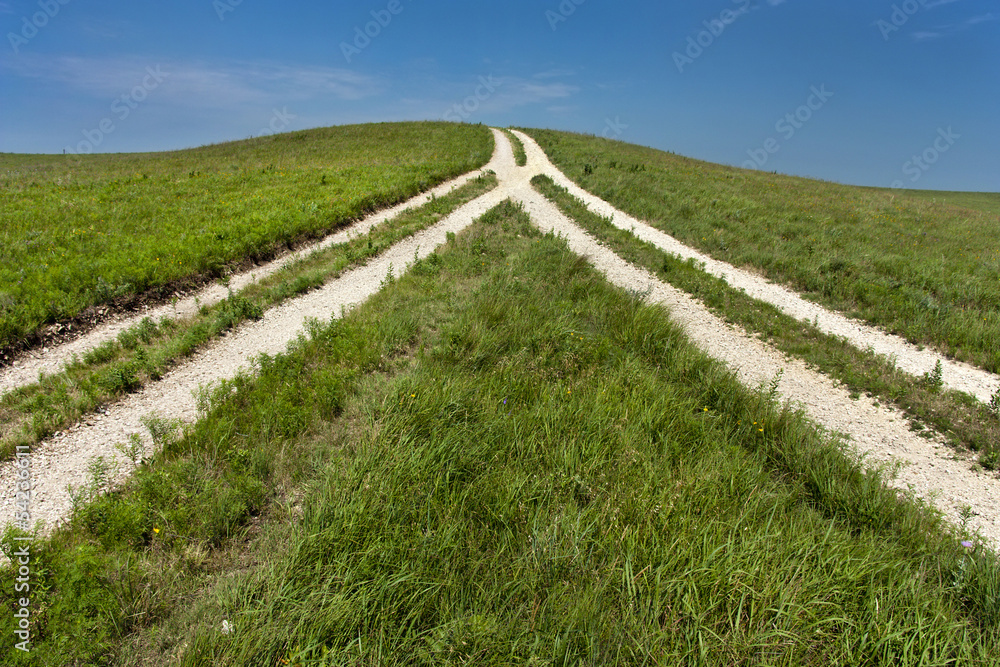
(504, 128), (528, 167)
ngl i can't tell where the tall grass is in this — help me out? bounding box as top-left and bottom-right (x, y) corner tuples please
(5, 201), (996, 665)
(521, 128), (1000, 374)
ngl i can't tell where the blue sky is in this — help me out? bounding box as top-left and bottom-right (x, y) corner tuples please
(1, 0), (997, 191)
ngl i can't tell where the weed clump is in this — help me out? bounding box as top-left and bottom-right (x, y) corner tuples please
(923, 359), (944, 391)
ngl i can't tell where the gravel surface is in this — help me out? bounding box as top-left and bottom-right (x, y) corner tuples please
(5, 126), (998, 554)
(519, 131), (1000, 405)
(1, 129), (515, 536)
(512, 129), (1000, 549)
(0, 165), (497, 398)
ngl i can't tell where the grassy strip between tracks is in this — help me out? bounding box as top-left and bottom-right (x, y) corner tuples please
(504, 129), (527, 167)
(0, 172), (498, 461)
(521, 128), (1000, 375)
(2, 200), (998, 666)
(0, 122), (494, 354)
(533, 174), (1000, 471)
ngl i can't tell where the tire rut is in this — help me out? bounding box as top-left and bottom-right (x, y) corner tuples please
(6, 127), (998, 553)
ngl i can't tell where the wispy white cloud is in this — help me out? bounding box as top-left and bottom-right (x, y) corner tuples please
(911, 12), (996, 40)
(511, 81), (578, 103)
(533, 68), (576, 80)
(460, 77), (579, 115)
(79, 19), (134, 41)
(2, 53), (579, 138)
(3, 55), (383, 107)
(965, 12), (997, 26)
(390, 72), (581, 122)
(923, 0), (964, 9)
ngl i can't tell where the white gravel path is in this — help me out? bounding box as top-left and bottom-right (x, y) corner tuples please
(515, 179), (1000, 548)
(0, 162), (496, 398)
(1, 129), (515, 536)
(509, 130), (1000, 548)
(5, 126), (998, 554)
(512, 130), (1000, 405)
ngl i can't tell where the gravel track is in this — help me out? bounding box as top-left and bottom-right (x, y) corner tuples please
(511, 129), (1000, 548)
(515, 130), (1000, 405)
(1, 129), (515, 536)
(5, 126), (998, 552)
(0, 164), (495, 398)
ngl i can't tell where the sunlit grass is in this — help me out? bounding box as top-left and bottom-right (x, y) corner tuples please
(884, 189), (1000, 217)
(4, 201), (998, 666)
(0, 172), (498, 461)
(504, 128), (527, 167)
(532, 173), (1000, 470)
(521, 128), (1000, 373)
(0, 121), (493, 352)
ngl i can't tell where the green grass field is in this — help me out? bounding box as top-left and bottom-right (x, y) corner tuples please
(531, 174), (1000, 469)
(0, 172), (498, 461)
(883, 189), (1000, 217)
(3, 201), (998, 666)
(521, 129), (1000, 374)
(2, 125), (999, 665)
(0, 121), (493, 354)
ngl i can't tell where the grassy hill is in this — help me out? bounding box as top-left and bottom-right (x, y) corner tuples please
(882, 189), (1000, 217)
(4, 200), (999, 665)
(0, 171), (498, 461)
(1, 126), (998, 665)
(521, 129), (1000, 374)
(0, 122), (494, 355)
